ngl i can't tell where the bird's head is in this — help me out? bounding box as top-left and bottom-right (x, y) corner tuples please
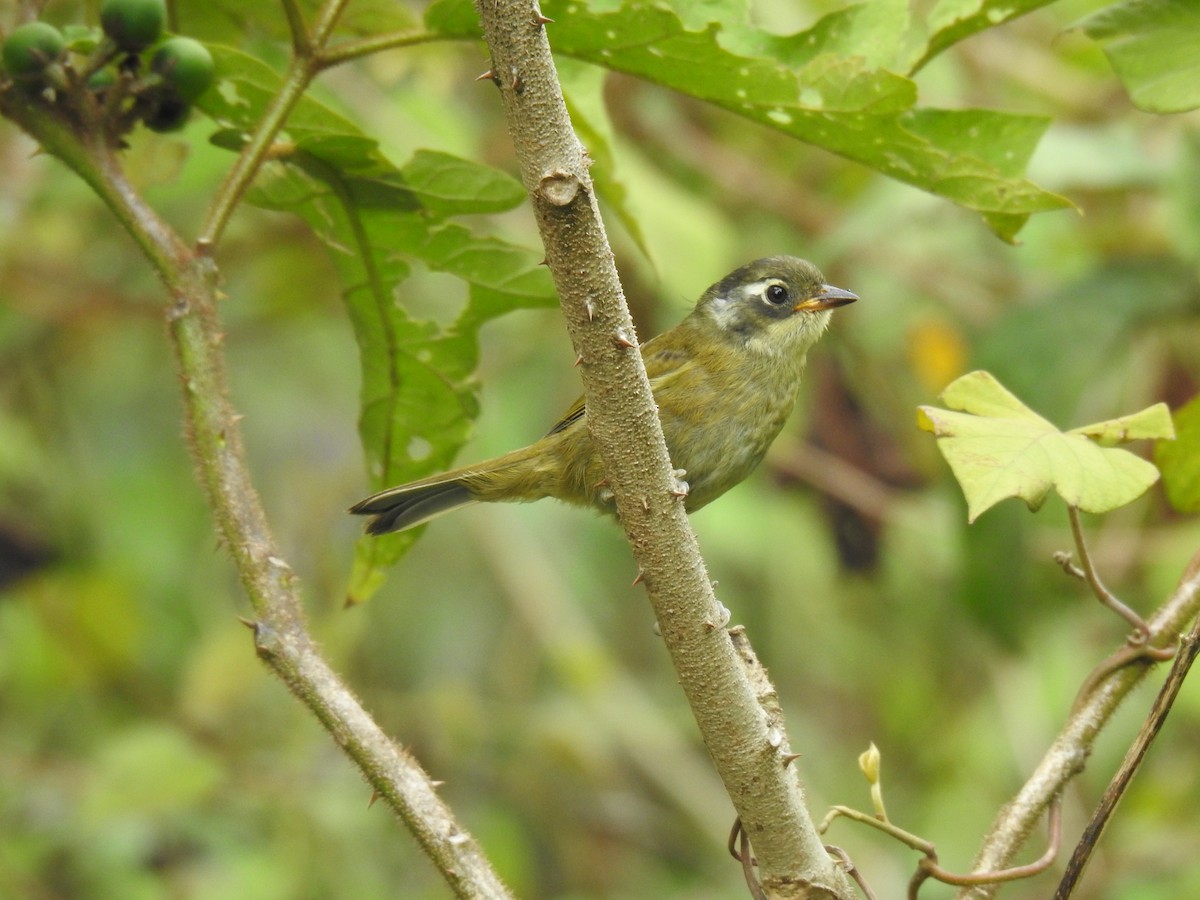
(694, 256), (858, 356)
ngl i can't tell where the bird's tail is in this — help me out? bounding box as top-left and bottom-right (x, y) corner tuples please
(349, 445), (547, 535)
(350, 477), (478, 535)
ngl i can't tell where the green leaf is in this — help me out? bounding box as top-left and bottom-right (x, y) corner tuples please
(915, 0), (1058, 72)
(200, 45), (555, 601)
(736, 0), (917, 72)
(917, 371), (1173, 521)
(425, 0), (1070, 241)
(1156, 395), (1200, 512)
(197, 44), (363, 138)
(401, 149), (528, 215)
(1081, 0), (1200, 114)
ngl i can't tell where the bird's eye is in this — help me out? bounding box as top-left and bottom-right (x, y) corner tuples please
(765, 284), (789, 305)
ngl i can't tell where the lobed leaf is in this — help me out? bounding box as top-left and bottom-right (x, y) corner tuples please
(918, 371), (1172, 521)
(199, 46), (554, 601)
(425, 0), (1070, 241)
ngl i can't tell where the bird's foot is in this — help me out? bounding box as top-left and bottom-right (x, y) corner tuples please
(670, 468), (690, 498)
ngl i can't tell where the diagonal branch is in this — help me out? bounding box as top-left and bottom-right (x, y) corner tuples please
(1055, 624), (1200, 897)
(471, 1), (852, 896)
(169, 238), (514, 900)
(957, 547), (1200, 899)
(1, 17), (514, 900)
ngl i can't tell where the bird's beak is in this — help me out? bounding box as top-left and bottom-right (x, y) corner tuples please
(794, 284), (858, 312)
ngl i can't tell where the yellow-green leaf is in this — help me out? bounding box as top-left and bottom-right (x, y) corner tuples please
(917, 371), (1172, 521)
(1069, 403), (1176, 447)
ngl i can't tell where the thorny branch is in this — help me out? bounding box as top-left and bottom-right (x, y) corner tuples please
(472, 0), (854, 895)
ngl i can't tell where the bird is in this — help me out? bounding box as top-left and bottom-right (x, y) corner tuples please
(351, 256), (857, 535)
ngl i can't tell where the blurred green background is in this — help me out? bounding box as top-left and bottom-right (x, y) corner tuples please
(3, 0), (1200, 897)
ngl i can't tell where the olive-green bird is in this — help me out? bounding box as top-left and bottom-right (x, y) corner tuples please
(351, 256), (857, 535)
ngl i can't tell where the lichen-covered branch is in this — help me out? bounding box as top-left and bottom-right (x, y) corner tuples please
(472, 1), (851, 895)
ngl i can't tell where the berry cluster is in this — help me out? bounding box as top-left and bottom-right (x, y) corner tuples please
(1, 0), (214, 138)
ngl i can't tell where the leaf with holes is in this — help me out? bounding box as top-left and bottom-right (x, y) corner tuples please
(424, 0), (1070, 241)
(203, 47), (555, 601)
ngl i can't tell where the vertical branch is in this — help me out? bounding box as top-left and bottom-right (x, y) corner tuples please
(472, 2), (852, 896)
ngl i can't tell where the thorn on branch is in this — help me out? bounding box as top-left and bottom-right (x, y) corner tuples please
(474, 69), (497, 84)
(612, 330), (636, 349)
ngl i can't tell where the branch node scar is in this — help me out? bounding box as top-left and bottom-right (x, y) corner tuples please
(538, 170), (581, 207)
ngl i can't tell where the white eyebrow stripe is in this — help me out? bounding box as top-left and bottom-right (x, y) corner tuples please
(748, 278), (785, 292)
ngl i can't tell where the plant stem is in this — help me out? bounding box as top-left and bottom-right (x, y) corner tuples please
(2, 52), (514, 900)
(198, 0), (354, 248)
(958, 547), (1200, 899)
(471, 1), (853, 896)
(1067, 505), (1149, 638)
(1055, 625), (1200, 897)
(317, 30), (441, 70)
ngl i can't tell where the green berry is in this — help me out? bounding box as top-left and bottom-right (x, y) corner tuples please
(144, 95), (190, 132)
(99, 0), (165, 53)
(3, 21), (66, 80)
(87, 67), (117, 91)
(151, 37), (214, 103)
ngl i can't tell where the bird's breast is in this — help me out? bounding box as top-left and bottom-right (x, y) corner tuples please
(653, 349), (806, 510)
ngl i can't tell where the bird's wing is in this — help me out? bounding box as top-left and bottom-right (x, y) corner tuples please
(545, 396), (586, 436)
(544, 340), (699, 437)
